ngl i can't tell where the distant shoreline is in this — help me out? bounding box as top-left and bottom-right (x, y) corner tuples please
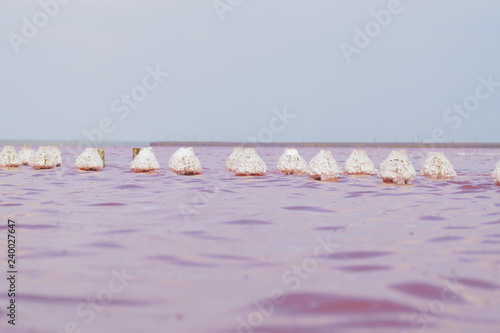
(1, 140), (500, 148)
(150, 141), (500, 148)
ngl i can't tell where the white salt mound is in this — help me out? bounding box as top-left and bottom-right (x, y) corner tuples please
(37, 146), (61, 167)
(131, 147), (160, 172)
(18, 146), (34, 165)
(421, 152), (457, 179)
(225, 147), (245, 172)
(75, 148), (104, 171)
(168, 147), (202, 175)
(52, 146), (62, 166)
(343, 149), (376, 175)
(0, 146), (20, 167)
(308, 150), (341, 181)
(29, 147), (58, 169)
(276, 148), (308, 175)
(232, 148), (266, 176)
(492, 161), (500, 186)
(378, 150), (416, 184)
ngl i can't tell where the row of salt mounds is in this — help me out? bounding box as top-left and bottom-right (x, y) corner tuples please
(0, 146), (21, 167)
(131, 147), (160, 172)
(308, 150), (341, 181)
(230, 148), (267, 176)
(492, 161), (500, 186)
(19, 145), (34, 165)
(343, 149), (377, 175)
(421, 152), (457, 179)
(168, 147), (202, 175)
(276, 148), (308, 175)
(29, 146), (59, 169)
(76, 148), (104, 171)
(378, 150), (416, 184)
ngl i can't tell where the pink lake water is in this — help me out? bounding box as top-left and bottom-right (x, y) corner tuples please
(1, 146), (500, 333)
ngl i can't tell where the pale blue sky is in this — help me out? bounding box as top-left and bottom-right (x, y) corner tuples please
(1, 0), (499, 143)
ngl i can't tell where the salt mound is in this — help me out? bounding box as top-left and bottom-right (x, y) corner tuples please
(131, 147), (160, 172)
(168, 147), (201, 175)
(0, 146), (20, 167)
(378, 150), (416, 184)
(75, 148), (104, 171)
(29, 147), (58, 169)
(492, 161), (500, 186)
(421, 152), (457, 179)
(18, 146), (34, 165)
(52, 146), (62, 166)
(343, 149), (376, 175)
(37, 146), (62, 167)
(225, 147), (244, 172)
(276, 148), (307, 175)
(307, 150), (340, 181)
(232, 148), (266, 176)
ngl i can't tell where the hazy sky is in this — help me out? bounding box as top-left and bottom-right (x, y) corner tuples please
(1, 0), (499, 143)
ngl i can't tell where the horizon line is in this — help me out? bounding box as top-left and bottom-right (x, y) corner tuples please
(1, 139), (500, 148)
